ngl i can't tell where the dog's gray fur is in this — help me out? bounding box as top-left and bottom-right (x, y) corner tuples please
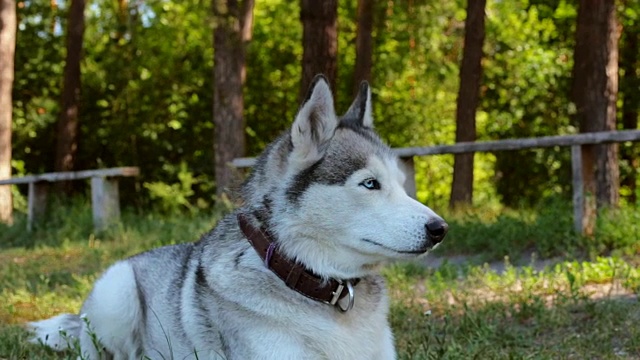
(28, 76), (447, 360)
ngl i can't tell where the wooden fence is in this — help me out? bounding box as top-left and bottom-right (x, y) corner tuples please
(233, 129), (640, 235)
(0, 167), (139, 231)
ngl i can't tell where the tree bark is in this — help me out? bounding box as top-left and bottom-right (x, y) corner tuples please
(300, 0), (337, 100)
(115, 0), (128, 41)
(571, 0), (620, 214)
(55, 0), (85, 193)
(598, 3), (621, 207)
(353, 0), (373, 97)
(212, 0), (253, 197)
(450, 0), (485, 209)
(620, 12), (639, 204)
(0, 0), (16, 224)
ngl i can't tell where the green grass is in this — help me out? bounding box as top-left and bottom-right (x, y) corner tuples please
(385, 258), (640, 359)
(0, 201), (639, 359)
(435, 199), (640, 261)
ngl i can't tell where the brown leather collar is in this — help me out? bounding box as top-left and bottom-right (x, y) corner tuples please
(237, 212), (358, 310)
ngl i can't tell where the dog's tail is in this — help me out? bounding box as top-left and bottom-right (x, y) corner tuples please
(27, 313), (82, 351)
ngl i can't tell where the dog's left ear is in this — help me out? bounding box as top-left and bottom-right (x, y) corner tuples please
(291, 75), (338, 164)
(341, 81), (373, 128)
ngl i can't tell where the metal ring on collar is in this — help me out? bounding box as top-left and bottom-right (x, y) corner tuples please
(337, 281), (355, 313)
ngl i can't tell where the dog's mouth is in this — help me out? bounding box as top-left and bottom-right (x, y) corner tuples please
(361, 238), (429, 255)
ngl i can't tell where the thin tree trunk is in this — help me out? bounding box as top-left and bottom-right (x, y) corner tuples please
(353, 0), (373, 97)
(212, 0), (253, 197)
(571, 0), (619, 234)
(115, 0), (128, 41)
(450, 0), (486, 209)
(240, 0), (253, 42)
(55, 0), (85, 193)
(620, 14), (639, 204)
(598, 6), (621, 207)
(0, 0), (16, 224)
(50, 0), (58, 34)
(300, 0), (337, 99)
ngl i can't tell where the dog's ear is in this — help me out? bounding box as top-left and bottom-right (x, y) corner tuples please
(291, 75), (338, 163)
(341, 81), (373, 128)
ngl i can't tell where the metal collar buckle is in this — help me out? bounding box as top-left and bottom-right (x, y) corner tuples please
(327, 280), (355, 313)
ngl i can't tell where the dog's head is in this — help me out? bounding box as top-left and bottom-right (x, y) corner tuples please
(244, 75), (447, 278)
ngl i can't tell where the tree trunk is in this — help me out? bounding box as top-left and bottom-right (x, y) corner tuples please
(571, 0), (619, 234)
(598, 3), (621, 207)
(449, 0), (485, 209)
(300, 0), (337, 100)
(0, 0), (16, 224)
(353, 0), (373, 97)
(115, 0), (128, 41)
(620, 12), (639, 204)
(212, 0), (253, 198)
(55, 0), (85, 193)
(571, 0), (620, 211)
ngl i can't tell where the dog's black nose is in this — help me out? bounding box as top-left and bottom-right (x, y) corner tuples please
(426, 218), (448, 244)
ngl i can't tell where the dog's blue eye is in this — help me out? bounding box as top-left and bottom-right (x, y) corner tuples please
(361, 178), (381, 190)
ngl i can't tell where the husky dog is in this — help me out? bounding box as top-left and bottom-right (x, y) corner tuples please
(29, 75), (448, 360)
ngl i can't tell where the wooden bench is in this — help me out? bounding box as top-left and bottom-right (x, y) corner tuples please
(0, 167), (140, 231)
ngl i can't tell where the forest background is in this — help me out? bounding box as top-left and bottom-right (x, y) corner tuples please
(2, 0), (640, 216)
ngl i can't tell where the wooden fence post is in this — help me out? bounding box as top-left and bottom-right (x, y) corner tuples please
(571, 145), (584, 235)
(27, 182), (48, 232)
(572, 144), (597, 236)
(91, 177), (121, 231)
(401, 156), (417, 199)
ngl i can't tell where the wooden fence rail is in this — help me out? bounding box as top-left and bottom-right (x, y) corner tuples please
(393, 130), (640, 156)
(233, 129), (640, 235)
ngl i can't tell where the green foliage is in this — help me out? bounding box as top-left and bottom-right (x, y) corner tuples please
(482, 0), (576, 206)
(243, 0), (303, 154)
(14, 0), (216, 201)
(81, 0), (216, 199)
(13, 0), (64, 174)
(594, 206), (640, 256)
(9, 160), (28, 213)
(144, 162), (212, 214)
(11, 0), (640, 210)
(370, 1), (464, 209)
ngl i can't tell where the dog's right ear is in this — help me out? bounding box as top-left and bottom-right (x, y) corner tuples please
(290, 75), (338, 164)
(341, 81), (373, 128)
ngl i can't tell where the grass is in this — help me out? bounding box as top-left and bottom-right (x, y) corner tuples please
(386, 258), (640, 359)
(435, 199), (640, 261)
(0, 200), (639, 359)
